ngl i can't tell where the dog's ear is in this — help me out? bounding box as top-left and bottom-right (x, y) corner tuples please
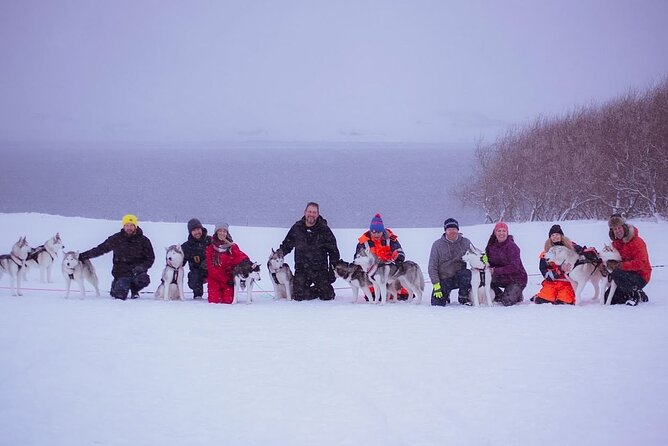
(272, 248), (276, 254)
(165, 246), (170, 251)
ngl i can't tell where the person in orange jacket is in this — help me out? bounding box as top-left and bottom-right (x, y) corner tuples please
(533, 224), (578, 305)
(355, 214), (408, 300)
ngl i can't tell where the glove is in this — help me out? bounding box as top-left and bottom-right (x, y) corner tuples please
(132, 265), (146, 276)
(481, 253), (489, 265)
(544, 271), (555, 282)
(431, 282), (443, 299)
(606, 260), (620, 270)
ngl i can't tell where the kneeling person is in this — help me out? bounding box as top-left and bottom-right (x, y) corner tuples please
(428, 218), (472, 306)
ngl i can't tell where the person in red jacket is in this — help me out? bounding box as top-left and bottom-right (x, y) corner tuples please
(606, 214), (651, 306)
(205, 222), (249, 304)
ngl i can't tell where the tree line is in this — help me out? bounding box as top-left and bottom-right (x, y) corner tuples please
(455, 78), (668, 222)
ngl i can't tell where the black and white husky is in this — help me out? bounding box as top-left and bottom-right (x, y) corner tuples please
(233, 259), (261, 304)
(154, 245), (185, 301)
(267, 248), (293, 301)
(461, 244), (494, 307)
(0, 236), (30, 296)
(62, 251), (100, 299)
(332, 259), (374, 303)
(23, 233), (64, 283)
(353, 248), (425, 305)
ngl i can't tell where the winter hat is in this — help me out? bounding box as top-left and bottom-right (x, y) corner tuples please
(121, 214), (138, 227)
(443, 218), (459, 231)
(187, 218), (203, 232)
(494, 222), (508, 233)
(549, 224), (564, 236)
(214, 222), (229, 233)
(608, 213), (626, 228)
(369, 214), (385, 232)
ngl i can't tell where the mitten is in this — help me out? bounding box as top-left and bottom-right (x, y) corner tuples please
(431, 282), (443, 299)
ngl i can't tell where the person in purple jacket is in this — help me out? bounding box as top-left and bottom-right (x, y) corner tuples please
(485, 222), (528, 306)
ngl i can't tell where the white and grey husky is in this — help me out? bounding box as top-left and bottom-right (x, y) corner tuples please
(62, 251), (100, 298)
(233, 259), (261, 304)
(332, 259), (374, 303)
(353, 247), (425, 305)
(267, 248), (293, 300)
(154, 245), (185, 301)
(23, 233), (64, 283)
(0, 236), (30, 296)
(462, 244), (494, 307)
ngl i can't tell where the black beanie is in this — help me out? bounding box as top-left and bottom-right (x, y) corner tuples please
(187, 218), (203, 232)
(548, 224), (564, 236)
(444, 218), (459, 230)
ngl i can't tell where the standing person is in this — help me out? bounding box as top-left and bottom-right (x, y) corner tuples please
(533, 224), (578, 305)
(485, 222), (528, 306)
(181, 218), (212, 300)
(428, 218), (473, 306)
(79, 214), (155, 300)
(279, 202), (340, 301)
(205, 223), (249, 304)
(355, 213), (408, 300)
(606, 214), (651, 306)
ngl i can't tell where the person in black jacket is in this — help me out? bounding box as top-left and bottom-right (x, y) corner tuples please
(79, 214), (155, 300)
(279, 202), (340, 301)
(181, 218), (211, 299)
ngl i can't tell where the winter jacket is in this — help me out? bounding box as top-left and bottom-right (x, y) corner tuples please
(356, 229), (405, 262)
(181, 227), (212, 271)
(428, 233), (472, 284)
(538, 241), (570, 280)
(80, 227), (155, 279)
(280, 215), (340, 273)
(487, 235), (528, 287)
(205, 242), (249, 284)
(610, 224), (652, 284)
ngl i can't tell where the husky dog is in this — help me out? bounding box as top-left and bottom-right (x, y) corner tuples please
(353, 248), (425, 305)
(461, 244), (494, 307)
(267, 248), (293, 300)
(62, 251), (100, 298)
(23, 233), (64, 283)
(0, 236), (30, 296)
(233, 259), (261, 304)
(332, 259), (374, 303)
(154, 245), (185, 301)
(598, 244), (623, 305)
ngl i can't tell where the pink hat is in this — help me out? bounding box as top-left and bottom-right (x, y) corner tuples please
(494, 222), (508, 232)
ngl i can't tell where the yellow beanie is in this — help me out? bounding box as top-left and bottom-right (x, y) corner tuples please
(121, 214), (138, 227)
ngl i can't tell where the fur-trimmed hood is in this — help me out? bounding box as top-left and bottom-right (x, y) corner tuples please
(609, 223), (636, 243)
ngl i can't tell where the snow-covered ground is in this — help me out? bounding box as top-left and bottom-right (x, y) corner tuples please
(1, 213), (666, 446)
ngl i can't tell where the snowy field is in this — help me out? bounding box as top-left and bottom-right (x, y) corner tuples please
(1, 213), (666, 446)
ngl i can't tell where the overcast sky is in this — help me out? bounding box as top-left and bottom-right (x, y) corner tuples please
(1, 0), (667, 145)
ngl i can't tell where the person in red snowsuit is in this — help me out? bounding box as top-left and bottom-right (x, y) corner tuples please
(205, 222), (249, 304)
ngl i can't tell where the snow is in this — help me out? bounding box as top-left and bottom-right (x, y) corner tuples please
(1, 213), (666, 446)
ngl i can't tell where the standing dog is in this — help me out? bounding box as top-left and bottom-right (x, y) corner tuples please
(0, 236), (30, 296)
(332, 259), (374, 303)
(462, 245), (494, 307)
(154, 245), (186, 301)
(267, 248), (293, 301)
(353, 248), (424, 305)
(62, 251), (100, 298)
(23, 233), (64, 283)
(233, 259), (261, 304)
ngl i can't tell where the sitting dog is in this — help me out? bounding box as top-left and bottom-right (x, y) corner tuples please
(23, 233), (64, 283)
(267, 248), (293, 300)
(154, 245), (185, 301)
(461, 244), (493, 307)
(62, 251), (100, 299)
(332, 259), (374, 303)
(598, 244), (623, 305)
(233, 258), (261, 304)
(0, 236), (30, 296)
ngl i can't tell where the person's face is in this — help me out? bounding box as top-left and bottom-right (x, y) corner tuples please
(550, 233), (562, 243)
(612, 225), (625, 240)
(123, 223), (136, 235)
(445, 227), (459, 241)
(495, 226), (508, 243)
(191, 227), (203, 240)
(304, 205), (319, 227)
(216, 228), (228, 240)
(370, 230), (383, 240)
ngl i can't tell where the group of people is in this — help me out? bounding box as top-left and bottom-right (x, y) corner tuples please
(76, 204), (652, 307)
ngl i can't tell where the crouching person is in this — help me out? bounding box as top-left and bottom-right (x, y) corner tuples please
(205, 222), (249, 304)
(181, 218), (211, 299)
(605, 214), (651, 306)
(79, 214), (155, 300)
(485, 222), (527, 306)
(533, 224), (577, 305)
(428, 218), (472, 306)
